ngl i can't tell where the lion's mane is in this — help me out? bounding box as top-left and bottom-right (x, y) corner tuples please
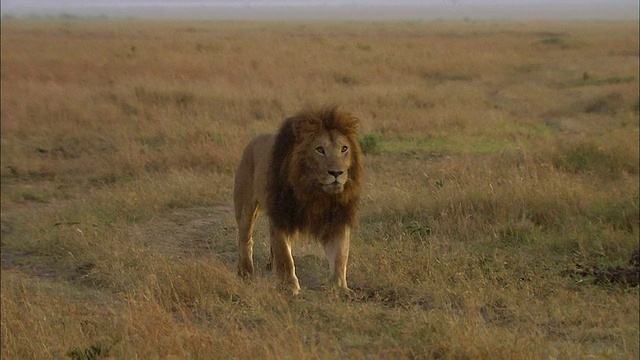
(265, 106), (363, 241)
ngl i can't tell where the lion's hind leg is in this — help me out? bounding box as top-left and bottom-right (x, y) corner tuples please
(236, 202), (259, 278)
(234, 139), (261, 279)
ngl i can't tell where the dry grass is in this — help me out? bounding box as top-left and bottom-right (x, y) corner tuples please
(1, 19), (638, 359)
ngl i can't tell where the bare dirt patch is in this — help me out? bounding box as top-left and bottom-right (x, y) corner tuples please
(139, 205), (237, 262)
(138, 205), (331, 290)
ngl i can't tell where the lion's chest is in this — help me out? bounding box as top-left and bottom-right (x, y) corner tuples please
(267, 184), (352, 239)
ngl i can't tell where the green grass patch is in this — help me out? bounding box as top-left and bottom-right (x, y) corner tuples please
(359, 134), (382, 155)
(12, 188), (53, 203)
(573, 75), (635, 87)
(540, 35), (565, 45)
(381, 136), (508, 156)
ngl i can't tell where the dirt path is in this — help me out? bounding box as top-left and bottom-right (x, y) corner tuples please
(140, 204), (330, 290)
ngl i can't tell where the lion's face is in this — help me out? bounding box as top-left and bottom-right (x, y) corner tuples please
(284, 108), (362, 205)
(308, 130), (353, 195)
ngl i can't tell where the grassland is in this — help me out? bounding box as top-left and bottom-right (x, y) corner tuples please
(1, 19), (638, 359)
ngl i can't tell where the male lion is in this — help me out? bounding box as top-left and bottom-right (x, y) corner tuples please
(234, 106), (363, 295)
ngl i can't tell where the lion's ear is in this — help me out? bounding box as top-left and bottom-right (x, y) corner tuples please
(292, 117), (321, 140)
(343, 116), (360, 135)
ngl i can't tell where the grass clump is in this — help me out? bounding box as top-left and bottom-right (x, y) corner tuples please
(552, 139), (638, 177)
(574, 75), (635, 87)
(67, 343), (111, 360)
(359, 134), (382, 155)
(540, 35), (565, 45)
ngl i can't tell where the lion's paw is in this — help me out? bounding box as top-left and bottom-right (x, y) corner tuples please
(237, 267), (253, 280)
(329, 285), (356, 300)
(277, 278), (301, 297)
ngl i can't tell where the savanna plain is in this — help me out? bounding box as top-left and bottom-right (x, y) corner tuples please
(1, 19), (638, 359)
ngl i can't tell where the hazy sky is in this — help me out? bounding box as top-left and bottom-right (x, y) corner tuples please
(2, 0), (637, 6)
(2, 0), (638, 19)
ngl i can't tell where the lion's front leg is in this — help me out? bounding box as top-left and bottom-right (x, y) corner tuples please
(270, 225), (301, 296)
(324, 226), (352, 292)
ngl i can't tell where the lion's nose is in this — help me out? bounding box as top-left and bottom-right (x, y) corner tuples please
(328, 170), (344, 178)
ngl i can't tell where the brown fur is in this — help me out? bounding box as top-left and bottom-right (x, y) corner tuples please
(234, 106), (363, 295)
(266, 107), (363, 240)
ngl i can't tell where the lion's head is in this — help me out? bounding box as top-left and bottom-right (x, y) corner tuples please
(267, 106), (363, 238)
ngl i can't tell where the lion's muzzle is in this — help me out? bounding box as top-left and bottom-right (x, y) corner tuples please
(321, 170), (347, 194)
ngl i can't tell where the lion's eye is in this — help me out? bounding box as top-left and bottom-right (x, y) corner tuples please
(316, 146), (325, 155)
(341, 146), (348, 153)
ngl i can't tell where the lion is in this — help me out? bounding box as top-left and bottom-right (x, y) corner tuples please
(233, 106), (363, 295)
